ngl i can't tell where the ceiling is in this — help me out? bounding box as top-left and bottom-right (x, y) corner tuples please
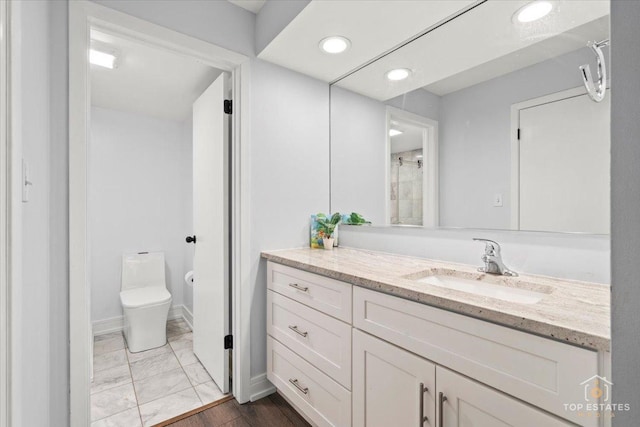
(258, 0), (476, 83)
(390, 121), (424, 154)
(90, 30), (222, 121)
(228, 0), (266, 14)
(335, 0), (610, 100)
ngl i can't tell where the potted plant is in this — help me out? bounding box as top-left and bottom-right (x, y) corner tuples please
(316, 212), (341, 250)
(342, 212), (371, 225)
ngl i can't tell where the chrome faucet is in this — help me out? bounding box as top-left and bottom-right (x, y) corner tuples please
(473, 238), (518, 277)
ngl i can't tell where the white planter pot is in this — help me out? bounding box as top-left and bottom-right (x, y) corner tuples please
(323, 238), (335, 250)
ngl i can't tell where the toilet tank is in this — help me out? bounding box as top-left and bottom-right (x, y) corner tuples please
(121, 252), (166, 291)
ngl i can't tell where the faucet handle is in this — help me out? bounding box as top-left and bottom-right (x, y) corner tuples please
(473, 238), (500, 255)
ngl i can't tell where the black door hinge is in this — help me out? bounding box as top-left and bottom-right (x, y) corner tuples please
(517, 128), (521, 140)
(224, 334), (233, 349)
(224, 100), (232, 115)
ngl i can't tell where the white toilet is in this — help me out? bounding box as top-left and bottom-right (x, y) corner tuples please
(120, 252), (172, 353)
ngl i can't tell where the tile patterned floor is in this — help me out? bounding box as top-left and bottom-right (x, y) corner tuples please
(91, 319), (227, 427)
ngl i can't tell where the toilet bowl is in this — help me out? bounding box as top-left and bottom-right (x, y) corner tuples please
(120, 252), (172, 353)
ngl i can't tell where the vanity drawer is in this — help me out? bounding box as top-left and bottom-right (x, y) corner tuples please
(268, 262), (352, 322)
(353, 286), (599, 427)
(267, 337), (352, 427)
(268, 290), (352, 388)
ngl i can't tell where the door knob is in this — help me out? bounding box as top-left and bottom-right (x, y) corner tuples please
(186, 235), (196, 244)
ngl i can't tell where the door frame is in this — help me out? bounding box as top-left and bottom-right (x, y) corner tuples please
(385, 106), (439, 227)
(509, 85), (592, 230)
(69, 2), (252, 425)
(0, 1), (20, 426)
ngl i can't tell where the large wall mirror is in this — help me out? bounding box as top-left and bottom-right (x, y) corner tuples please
(330, 0), (610, 234)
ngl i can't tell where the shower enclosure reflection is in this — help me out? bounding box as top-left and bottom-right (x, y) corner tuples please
(389, 119), (425, 225)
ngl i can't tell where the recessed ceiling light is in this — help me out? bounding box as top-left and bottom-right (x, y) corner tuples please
(386, 68), (411, 81)
(513, 1), (553, 23)
(90, 49), (117, 69)
(319, 36), (351, 54)
(389, 129), (403, 137)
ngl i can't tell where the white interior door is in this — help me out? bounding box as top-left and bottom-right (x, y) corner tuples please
(192, 72), (230, 393)
(518, 93), (610, 233)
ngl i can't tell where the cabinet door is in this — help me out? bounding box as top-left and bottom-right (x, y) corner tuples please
(353, 329), (436, 427)
(436, 367), (573, 427)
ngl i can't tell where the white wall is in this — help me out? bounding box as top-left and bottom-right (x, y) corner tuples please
(611, 0), (640, 422)
(19, 1), (52, 425)
(181, 116), (195, 315)
(89, 107), (192, 322)
(93, 0), (255, 57)
(330, 86), (387, 224)
(250, 58), (330, 377)
(439, 47), (605, 229)
(387, 88), (441, 122)
(256, 0), (310, 54)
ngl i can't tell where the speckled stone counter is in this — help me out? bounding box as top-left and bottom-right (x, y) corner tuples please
(261, 247), (610, 351)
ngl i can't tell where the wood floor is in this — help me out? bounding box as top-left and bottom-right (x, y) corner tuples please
(168, 393), (311, 427)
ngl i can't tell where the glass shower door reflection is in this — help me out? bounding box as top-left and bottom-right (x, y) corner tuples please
(390, 149), (423, 226)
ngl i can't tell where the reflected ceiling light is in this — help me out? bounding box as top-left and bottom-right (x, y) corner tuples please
(319, 36), (351, 54)
(389, 129), (403, 137)
(513, 1), (553, 23)
(386, 68), (411, 81)
(90, 49), (117, 69)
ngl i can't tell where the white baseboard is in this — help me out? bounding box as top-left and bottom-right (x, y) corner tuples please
(93, 305), (185, 336)
(182, 305), (194, 330)
(249, 373), (276, 402)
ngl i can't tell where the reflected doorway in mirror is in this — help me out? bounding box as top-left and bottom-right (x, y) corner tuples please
(386, 107), (438, 227)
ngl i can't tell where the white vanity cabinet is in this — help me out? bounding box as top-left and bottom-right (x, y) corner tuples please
(352, 329), (436, 427)
(266, 261), (605, 427)
(436, 367), (573, 427)
(352, 330), (572, 427)
(353, 286), (600, 427)
(266, 262), (353, 427)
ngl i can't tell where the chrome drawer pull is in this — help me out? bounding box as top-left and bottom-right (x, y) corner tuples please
(288, 325), (309, 337)
(439, 392), (448, 427)
(289, 378), (309, 395)
(419, 383), (429, 425)
(288, 283), (309, 292)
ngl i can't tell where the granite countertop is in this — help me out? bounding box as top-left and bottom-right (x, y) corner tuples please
(261, 247), (611, 351)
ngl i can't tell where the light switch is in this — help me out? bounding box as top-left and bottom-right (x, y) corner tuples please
(22, 159), (32, 203)
(493, 193), (503, 207)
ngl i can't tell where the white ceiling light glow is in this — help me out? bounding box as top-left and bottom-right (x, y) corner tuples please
(319, 36), (351, 54)
(389, 129), (403, 137)
(514, 1), (553, 23)
(386, 68), (411, 81)
(90, 49), (117, 69)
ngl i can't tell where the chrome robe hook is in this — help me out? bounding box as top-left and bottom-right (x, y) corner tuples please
(579, 39), (609, 103)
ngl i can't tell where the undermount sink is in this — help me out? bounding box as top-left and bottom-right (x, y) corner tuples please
(408, 269), (552, 304)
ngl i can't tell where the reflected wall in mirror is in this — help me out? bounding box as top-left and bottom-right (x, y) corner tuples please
(330, 0), (610, 234)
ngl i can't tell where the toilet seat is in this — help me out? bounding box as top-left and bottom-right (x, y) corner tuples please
(120, 287), (171, 309)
